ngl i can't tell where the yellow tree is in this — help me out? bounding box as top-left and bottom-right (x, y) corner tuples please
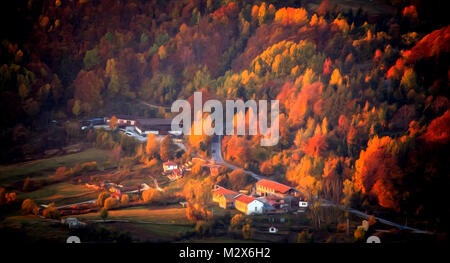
(109, 115), (118, 130)
(329, 68), (343, 86)
(146, 133), (160, 157)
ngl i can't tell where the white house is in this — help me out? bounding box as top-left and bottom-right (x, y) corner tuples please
(234, 194), (265, 215)
(269, 226), (278, 233)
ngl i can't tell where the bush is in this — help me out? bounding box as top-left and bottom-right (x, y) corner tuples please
(42, 203), (60, 219)
(337, 222), (347, 233)
(21, 199), (39, 215)
(142, 188), (162, 204)
(104, 197), (119, 210)
(121, 194), (130, 206)
(100, 208), (108, 221)
(227, 169), (250, 190)
(354, 226), (366, 242)
(242, 224), (253, 239)
(81, 161), (98, 171)
(297, 230), (313, 243)
(195, 221), (214, 236)
(229, 214), (244, 230)
(97, 192), (110, 206)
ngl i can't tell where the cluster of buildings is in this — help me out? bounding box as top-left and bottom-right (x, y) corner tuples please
(81, 115), (181, 136)
(212, 179), (308, 215)
(107, 115), (180, 136)
(163, 160), (192, 181)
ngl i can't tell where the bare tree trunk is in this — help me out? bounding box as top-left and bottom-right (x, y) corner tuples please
(346, 217), (350, 236)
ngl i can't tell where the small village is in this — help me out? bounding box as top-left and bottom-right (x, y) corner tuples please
(0, 109), (426, 244)
(212, 180), (308, 215)
(84, 114), (310, 217)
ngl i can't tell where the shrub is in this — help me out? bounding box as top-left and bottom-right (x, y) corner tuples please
(142, 188), (162, 204)
(354, 226), (366, 242)
(337, 222), (347, 233)
(195, 221), (214, 236)
(42, 203), (60, 219)
(121, 194), (130, 206)
(97, 192), (110, 206)
(100, 208), (108, 221)
(21, 199), (39, 215)
(242, 224), (253, 239)
(297, 230), (313, 243)
(229, 214), (244, 229)
(104, 197), (119, 210)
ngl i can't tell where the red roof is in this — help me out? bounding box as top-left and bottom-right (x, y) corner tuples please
(256, 179), (293, 194)
(234, 194), (256, 204)
(163, 161), (177, 166)
(213, 186), (238, 196)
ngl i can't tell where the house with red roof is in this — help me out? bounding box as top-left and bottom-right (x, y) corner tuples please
(163, 161), (178, 172)
(234, 194), (264, 215)
(256, 179), (300, 198)
(212, 186), (238, 202)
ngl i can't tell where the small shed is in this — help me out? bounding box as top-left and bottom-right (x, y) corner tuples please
(63, 217), (79, 228)
(269, 226), (278, 233)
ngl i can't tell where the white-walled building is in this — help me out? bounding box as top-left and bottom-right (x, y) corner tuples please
(234, 194), (265, 215)
(163, 161), (178, 172)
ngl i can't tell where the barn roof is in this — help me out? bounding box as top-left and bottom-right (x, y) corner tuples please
(234, 194), (256, 205)
(111, 115), (141, 120)
(163, 161), (177, 166)
(256, 179), (294, 194)
(213, 186), (238, 196)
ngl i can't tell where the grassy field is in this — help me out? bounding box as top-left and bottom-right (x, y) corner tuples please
(76, 205), (192, 224)
(0, 148), (112, 185)
(0, 215), (70, 242)
(19, 182), (99, 206)
(74, 205), (196, 242)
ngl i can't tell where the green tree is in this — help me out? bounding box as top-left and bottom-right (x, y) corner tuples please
(83, 48), (101, 70)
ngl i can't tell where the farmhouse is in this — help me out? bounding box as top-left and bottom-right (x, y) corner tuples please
(234, 194), (264, 215)
(256, 179), (300, 198)
(163, 161), (178, 172)
(212, 186), (238, 203)
(218, 193), (240, 209)
(135, 118), (172, 135)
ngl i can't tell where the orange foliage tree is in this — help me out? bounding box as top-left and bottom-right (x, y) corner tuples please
(354, 136), (402, 210)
